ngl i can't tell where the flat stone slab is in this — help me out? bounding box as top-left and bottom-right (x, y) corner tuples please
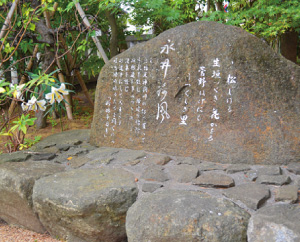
(0, 151), (31, 164)
(54, 147), (89, 164)
(32, 153), (56, 161)
(247, 204), (300, 242)
(142, 183), (163, 193)
(176, 157), (202, 165)
(223, 183), (270, 210)
(142, 154), (171, 166)
(245, 170), (258, 181)
(286, 163), (300, 175)
(68, 156), (92, 168)
(256, 175), (291, 186)
(257, 166), (282, 176)
(274, 185), (298, 203)
(0, 161), (65, 233)
(33, 167), (138, 242)
(126, 190), (250, 242)
(198, 162), (227, 171)
(141, 165), (169, 182)
(168, 164), (199, 183)
(226, 164), (251, 174)
(297, 177), (300, 189)
(86, 147), (146, 166)
(193, 172), (235, 188)
(31, 129), (90, 151)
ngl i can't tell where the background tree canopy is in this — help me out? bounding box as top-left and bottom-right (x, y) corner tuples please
(0, 0), (299, 83)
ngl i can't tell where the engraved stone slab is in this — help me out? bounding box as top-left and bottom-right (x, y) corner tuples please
(91, 21), (300, 165)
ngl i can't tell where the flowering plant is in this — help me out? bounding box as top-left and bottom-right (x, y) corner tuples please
(0, 70), (72, 152)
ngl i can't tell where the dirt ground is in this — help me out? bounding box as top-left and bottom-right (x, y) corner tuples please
(0, 219), (64, 242)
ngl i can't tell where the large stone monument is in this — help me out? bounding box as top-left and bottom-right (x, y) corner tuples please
(90, 21), (300, 165)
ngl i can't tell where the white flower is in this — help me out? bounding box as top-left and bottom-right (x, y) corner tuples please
(27, 96), (37, 111)
(45, 91), (55, 104)
(53, 86), (64, 103)
(36, 99), (46, 111)
(21, 96), (37, 111)
(12, 84), (25, 101)
(21, 102), (30, 111)
(21, 96), (47, 112)
(45, 83), (69, 104)
(0, 87), (5, 93)
(57, 83), (69, 95)
(21, 96), (37, 112)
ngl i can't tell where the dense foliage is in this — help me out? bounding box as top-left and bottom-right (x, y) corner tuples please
(203, 0), (300, 46)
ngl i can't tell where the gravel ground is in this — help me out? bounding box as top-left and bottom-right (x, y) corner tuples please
(0, 219), (63, 242)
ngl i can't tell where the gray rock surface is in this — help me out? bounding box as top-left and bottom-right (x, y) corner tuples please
(168, 164), (199, 183)
(198, 162), (227, 171)
(31, 129), (90, 151)
(0, 151), (31, 164)
(1, 128), (299, 242)
(86, 147), (146, 166)
(247, 204), (300, 242)
(176, 157), (202, 165)
(126, 190), (250, 242)
(223, 183), (270, 210)
(257, 166), (282, 176)
(256, 174), (291, 185)
(142, 183), (163, 193)
(68, 156), (92, 168)
(33, 167), (138, 242)
(193, 172), (235, 188)
(287, 163), (300, 175)
(245, 170), (258, 181)
(142, 154), (171, 165)
(141, 165), (169, 182)
(274, 185), (298, 203)
(32, 153), (56, 161)
(0, 161), (65, 233)
(226, 164), (251, 174)
(54, 147), (89, 164)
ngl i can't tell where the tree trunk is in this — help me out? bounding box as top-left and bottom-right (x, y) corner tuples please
(34, 19), (56, 129)
(207, 0), (211, 11)
(8, 44), (39, 116)
(59, 35), (94, 107)
(0, 0), (19, 42)
(280, 30), (298, 63)
(105, 10), (119, 58)
(215, 0), (223, 11)
(74, 1), (108, 63)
